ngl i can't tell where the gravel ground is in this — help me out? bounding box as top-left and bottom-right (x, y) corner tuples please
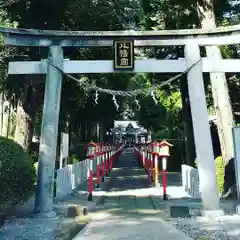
(0, 181), (104, 239)
(171, 217), (229, 240)
(150, 175), (240, 240)
(0, 209), (88, 240)
(168, 204), (240, 240)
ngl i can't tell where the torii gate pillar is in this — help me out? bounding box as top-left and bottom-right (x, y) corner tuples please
(185, 41), (223, 216)
(34, 46), (63, 215)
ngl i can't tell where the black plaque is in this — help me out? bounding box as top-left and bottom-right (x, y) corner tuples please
(114, 40), (134, 70)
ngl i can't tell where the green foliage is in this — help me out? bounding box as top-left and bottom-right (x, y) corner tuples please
(128, 73), (183, 138)
(34, 162), (38, 176)
(0, 9), (18, 40)
(0, 9), (18, 95)
(69, 154), (79, 164)
(0, 137), (36, 208)
(215, 156), (225, 194)
(197, 236), (213, 240)
(194, 159), (198, 167)
(195, 156), (224, 194)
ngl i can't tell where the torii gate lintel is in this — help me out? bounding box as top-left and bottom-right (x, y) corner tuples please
(1, 25), (240, 46)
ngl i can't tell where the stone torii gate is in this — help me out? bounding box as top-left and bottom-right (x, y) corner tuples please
(2, 26), (240, 217)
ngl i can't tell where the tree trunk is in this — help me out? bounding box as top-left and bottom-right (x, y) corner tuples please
(84, 120), (88, 141)
(90, 122), (98, 142)
(6, 100), (12, 138)
(197, 0), (235, 196)
(79, 121), (84, 141)
(2, 100), (10, 137)
(26, 115), (35, 151)
(99, 120), (105, 142)
(87, 121), (95, 141)
(96, 122), (100, 142)
(14, 100), (30, 149)
(180, 77), (196, 166)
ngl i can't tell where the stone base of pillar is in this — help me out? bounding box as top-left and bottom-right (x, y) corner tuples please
(201, 209), (224, 218)
(235, 204), (240, 214)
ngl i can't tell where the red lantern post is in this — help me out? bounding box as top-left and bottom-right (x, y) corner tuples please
(144, 144), (148, 172)
(141, 145), (145, 169)
(104, 145), (108, 176)
(110, 145), (114, 170)
(108, 145), (112, 170)
(147, 146), (150, 179)
(109, 145), (113, 171)
(152, 141), (160, 187)
(100, 143), (105, 182)
(159, 140), (173, 200)
(150, 144), (154, 182)
(87, 141), (97, 201)
(106, 144), (110, 174)
(140, 145), (143, 167)
(96, 144), (101, 188)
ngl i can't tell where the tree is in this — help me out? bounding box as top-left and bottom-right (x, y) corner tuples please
(197, 0), (234, 166)
(0, 9), (17, 139)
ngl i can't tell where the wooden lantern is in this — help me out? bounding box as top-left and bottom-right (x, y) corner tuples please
(87, 141), (97, 157)
(159, 140), (173, 157)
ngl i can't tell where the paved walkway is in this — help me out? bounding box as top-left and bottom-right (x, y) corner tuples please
(74, 148), (193, 239)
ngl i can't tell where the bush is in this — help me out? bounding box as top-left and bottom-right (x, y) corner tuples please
(195, 156), (225, 194)
(0, 137), (36, 208)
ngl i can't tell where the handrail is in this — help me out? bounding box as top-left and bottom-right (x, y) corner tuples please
(55, 144), (123, 199)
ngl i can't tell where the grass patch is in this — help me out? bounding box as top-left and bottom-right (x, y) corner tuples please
(197, 236), (213, 240)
